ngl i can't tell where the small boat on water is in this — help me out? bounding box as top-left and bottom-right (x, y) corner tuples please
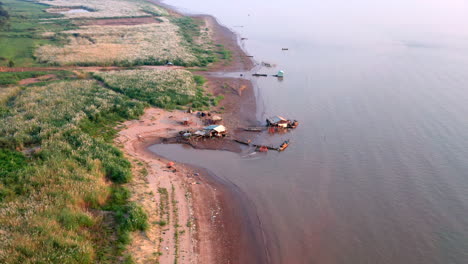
(252, 73), (268, 77)
(289, 120), (299, 129)
(244, 127), (265, 132)
(258, 146), (268, 152)
(266, 116), (299, 129)
(277, 140), (290, 152)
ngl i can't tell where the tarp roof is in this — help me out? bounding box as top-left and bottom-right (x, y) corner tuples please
(204, 125), (226, 132)
(267, 115), (287, 124)
(194, 130), (206, 136)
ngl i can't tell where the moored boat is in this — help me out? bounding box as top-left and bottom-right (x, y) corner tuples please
(277, 140), (290, 151)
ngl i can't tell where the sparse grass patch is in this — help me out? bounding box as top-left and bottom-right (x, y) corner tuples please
(212, 95), (224, 106)
(158, 187), (169, 224)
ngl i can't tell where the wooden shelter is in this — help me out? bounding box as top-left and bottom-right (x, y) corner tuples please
(266, 115), (289, 128)
(204, 125), (227, 137)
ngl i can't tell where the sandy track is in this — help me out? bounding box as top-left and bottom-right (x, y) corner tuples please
(116, 108), (200, 264)
(0, 65), (183, 73)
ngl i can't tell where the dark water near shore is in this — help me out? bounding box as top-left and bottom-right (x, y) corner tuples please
(154, 0), (468, 263)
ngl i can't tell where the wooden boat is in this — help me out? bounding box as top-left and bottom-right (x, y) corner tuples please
(234, 139), (251, 146)
(277, 140), (290, 151)
(244, 127), (265, 132)
(288, 120), (299, 129)
(258, 146), (268, 152)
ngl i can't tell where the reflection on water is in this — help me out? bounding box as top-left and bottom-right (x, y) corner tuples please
(156, 0), (468, 263)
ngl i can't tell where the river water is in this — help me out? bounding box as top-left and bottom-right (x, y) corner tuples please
(153, 0), (468, 263)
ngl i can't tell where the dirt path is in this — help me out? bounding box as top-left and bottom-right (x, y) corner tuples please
(0, 65), (183, 73)
(116, 108), (201, 263)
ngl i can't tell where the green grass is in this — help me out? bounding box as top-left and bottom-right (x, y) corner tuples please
(212, 95), (224, 106)
(0, 78), (147, 263)
(0, 0), (76, 67)
(0, 70), (72, 85)
(172, 17), (219, 66)
(0, 1), (9, 28)
(94, 69), (214, 110)
(215, 44), (232, 61)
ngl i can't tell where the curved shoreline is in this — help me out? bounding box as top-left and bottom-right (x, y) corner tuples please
(123, 2), (270, 263)
(116, 108), (269, 263)
(148, 143), (270, 264)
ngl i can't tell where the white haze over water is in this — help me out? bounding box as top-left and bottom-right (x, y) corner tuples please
(166, 0), (468, 49)
(159, 1), (468, 263)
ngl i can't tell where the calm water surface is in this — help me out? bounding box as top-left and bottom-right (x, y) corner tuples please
(154, 0), (468, 263)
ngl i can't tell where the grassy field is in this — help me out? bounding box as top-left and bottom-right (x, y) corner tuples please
(0, 0), (229, 67)
(35, 19), (200, 66)
(0, 67), (221, 262)
(0, 0), (75, 67)
(0, 0), (230, 262)
(94, 69), (214, 109)
(0, 70), (72, 85)
(37, 0), (168, 18)
(0, 79), (148, 263)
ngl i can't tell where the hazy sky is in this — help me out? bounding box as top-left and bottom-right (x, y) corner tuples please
(166, 0), (468, 47)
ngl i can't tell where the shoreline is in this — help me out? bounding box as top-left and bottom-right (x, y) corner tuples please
(121, 2), (269, 263)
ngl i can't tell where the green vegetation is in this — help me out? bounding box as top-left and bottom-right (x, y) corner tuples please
(95, 69), (214, 110)
(0, 70), (71, 85)
(0, 78), (147, 263)
(212, 95), (225, 106)
(171, 184), (180, 264)
(158, 187), (169, 224)
(0, 0), (229, 262)
(0, 2), (9, 28)
(172, 17), (232, 66)
(215, 44), (232, 61)
(0, 0), (75, 67)
(0, 0), (230, 68)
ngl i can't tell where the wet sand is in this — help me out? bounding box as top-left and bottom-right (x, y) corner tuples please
(121, 2), (269, 263)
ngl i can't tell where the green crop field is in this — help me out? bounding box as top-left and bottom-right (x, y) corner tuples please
(0, 0), (75, 67)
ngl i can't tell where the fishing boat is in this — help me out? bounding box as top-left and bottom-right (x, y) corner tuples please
(258, 146), (268, 152)
(244, 127), (265, 132)
(289, 120), (299, 129)
(277, 140), (290, 151)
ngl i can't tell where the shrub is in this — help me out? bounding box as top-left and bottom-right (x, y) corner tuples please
(58, 208), (94, 230)
(104, 161), (132, 184)
(119, 203), (148, 232)
(0, 148), (26, 177)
